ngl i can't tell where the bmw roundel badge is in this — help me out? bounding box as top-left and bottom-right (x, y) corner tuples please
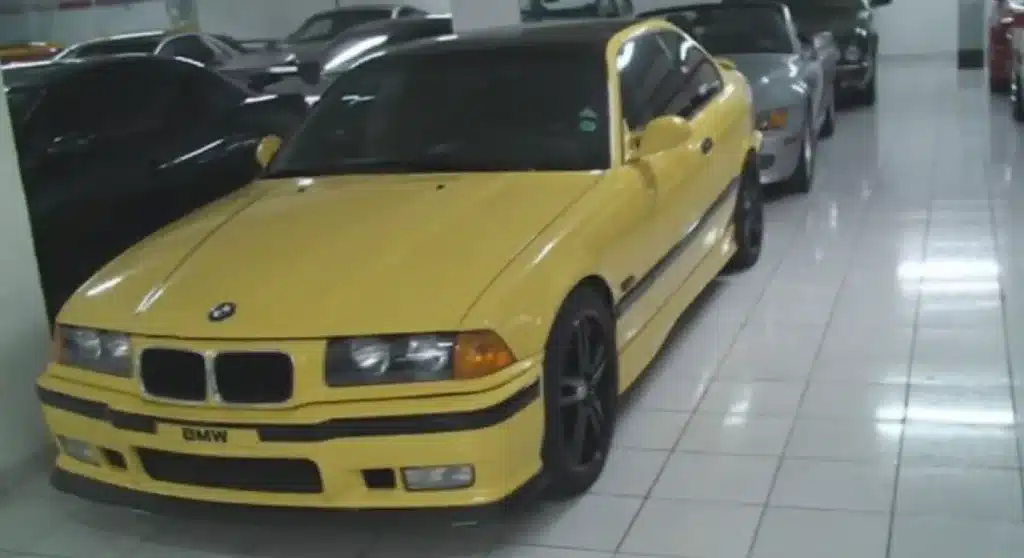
(208, 302), (236, 322)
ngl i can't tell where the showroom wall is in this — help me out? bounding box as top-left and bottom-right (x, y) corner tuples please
(0, 71), (53, 486)
(0, 0), (964, 56)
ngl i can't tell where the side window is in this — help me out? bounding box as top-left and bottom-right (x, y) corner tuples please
(37, 64), (172, 140)
(159, 35), (217, 65)
(163, 61), (246, 123)
(616, 33), (688, 131)
(660, 31), (723, 118)
(397, 6), (426, 17)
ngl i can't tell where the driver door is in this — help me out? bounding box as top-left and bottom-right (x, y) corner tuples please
(613, 32), (717, 345)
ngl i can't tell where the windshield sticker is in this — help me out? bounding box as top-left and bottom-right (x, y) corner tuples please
(579, 107), (598, 133)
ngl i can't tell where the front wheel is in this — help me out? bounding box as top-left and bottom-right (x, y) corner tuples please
(857, 71), (877, 107)
(724, 156), (764, 273)
(540, 286), (618, 500)
(786, 118), (815, 194)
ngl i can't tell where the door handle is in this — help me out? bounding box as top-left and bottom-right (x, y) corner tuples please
(700, 137), (714, 155)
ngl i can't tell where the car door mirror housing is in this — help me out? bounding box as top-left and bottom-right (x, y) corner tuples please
(255, 135), (282, 169)
(632, 116), (693, 160)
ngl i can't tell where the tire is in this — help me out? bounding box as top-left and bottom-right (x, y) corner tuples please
(858, 71), (877, 107)
(786, 116), (815, 194)
(540, 286), (618, 500)
(819, 95), (836, 139)
(724, 155), (764, 273)
(1014, 75), (1024, 123)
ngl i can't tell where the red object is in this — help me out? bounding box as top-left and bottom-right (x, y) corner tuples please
(990, 0), (1024, 84)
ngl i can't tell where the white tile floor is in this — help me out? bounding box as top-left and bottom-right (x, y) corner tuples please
(3, 57), (1024, 557)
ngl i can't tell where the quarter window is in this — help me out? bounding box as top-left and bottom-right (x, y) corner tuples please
(616, 33), (688, 131)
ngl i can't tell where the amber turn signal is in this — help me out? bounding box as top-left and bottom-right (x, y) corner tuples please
(453, 330), (516, 380)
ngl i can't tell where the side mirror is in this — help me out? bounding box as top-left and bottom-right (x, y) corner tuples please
(630, 115), (693, 160)
(255, 135), (282, 169)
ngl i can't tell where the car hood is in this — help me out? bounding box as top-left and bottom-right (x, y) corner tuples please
(59, 172), (600, 339)
(724, 53), (804, 109)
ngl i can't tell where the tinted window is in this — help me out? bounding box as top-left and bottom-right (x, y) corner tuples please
(521, 0), (632, 20)
(287, 9), (393, 43)
(32, 62), (173, 141)
(67, 36), (162, 58)
(320, 20), (453, 75)
(159, 36), (217, 64)
(617, 34), (688, 130)
(161, 60), (246, 123)
(270, 47), (610, 175)
(764, 0), (867, 16)
(665, 7), (795, 54)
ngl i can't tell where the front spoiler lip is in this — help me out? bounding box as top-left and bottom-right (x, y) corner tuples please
(36, 382), (540, 443)
(51, 467), (547, 523)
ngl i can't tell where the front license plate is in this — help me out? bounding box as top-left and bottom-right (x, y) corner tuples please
(160, 424), (259, 447)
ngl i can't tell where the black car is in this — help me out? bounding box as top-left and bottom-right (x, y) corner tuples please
(265, 15), (456, 96)
(3, 55), (308, 320)
(521, 0), (635, 20)
(724, 0), (891, 106)
(54, 30), (245, 69)
(218, 4), (428, 88)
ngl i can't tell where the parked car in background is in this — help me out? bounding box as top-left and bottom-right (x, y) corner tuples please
(989, 0), (1024, 92)
(265, 15), (455, 97)
(3, 54), (307, 321)
(54, 30), (245, 68)
(726, 0), (890, 106)
(520, 0), (634, 20)
(647, 2), (836, 192)
(217, 4), (427, 88)
(0, 41), (63, 63)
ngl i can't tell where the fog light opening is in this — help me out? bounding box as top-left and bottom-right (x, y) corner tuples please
(57, 436), (99, 465)
(402, 465), (475, 491)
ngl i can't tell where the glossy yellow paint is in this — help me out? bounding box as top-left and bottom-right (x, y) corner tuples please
(39, 19), (759, 510)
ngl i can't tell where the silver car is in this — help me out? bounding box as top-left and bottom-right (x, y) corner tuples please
(644, 2), (839, 193)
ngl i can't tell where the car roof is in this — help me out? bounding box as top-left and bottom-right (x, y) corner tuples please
(3, 54), (180, 88)
(382, 18), (636, 58)
(639, 1), (786, 16)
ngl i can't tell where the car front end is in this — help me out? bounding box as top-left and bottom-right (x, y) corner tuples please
(35, 169), (600, 514)
(832, 28), (874, 92)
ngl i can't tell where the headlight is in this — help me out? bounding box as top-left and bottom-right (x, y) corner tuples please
(844, 44), (862, 62)
(324, 330), (515, 387)
(55, 326), (132, 377)
(756, 108), (789, 131)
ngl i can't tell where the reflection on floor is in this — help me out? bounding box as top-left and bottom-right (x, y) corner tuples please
(3, 57), (1024, 558)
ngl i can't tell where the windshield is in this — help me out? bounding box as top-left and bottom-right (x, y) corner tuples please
(287, 10), (392, 43)
(666, 7), (794, 54)
(320, 33), (391, 74)
(65, 36), (163, 58)
(776, 0), (866, 16)
(268, 46), (610, 176)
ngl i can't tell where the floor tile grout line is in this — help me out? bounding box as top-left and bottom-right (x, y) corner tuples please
(742, 146), (877, 558)
(882, 120), (938, 558)
(984, 151), (1024, 524)
(612, 170), (810, 555)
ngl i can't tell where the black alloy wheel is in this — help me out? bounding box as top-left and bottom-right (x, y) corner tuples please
(787, 115), (815, 194)
(725, 156), (764, 273)
(541, 287), (617, 499)
(819, 94), (836, 139)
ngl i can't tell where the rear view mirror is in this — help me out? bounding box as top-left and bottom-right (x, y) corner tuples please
(632, 115), (693, 160)
(255, 135), (282, 169)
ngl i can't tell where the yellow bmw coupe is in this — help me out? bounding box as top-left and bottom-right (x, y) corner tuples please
(37, 18), (762, 513)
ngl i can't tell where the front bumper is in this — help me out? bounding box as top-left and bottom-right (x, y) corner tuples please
(756, 130), (803, 185)
(835, 62), (872, 91)
(37, 369), (544, 514)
